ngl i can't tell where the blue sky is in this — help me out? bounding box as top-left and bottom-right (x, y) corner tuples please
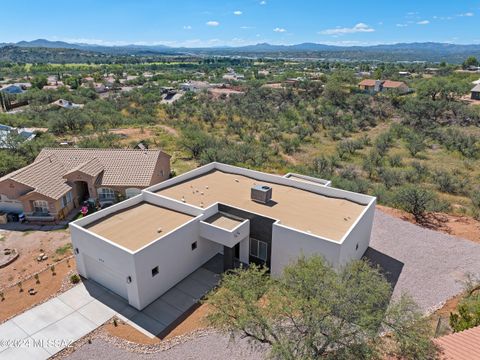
(3, 0), (480, 47)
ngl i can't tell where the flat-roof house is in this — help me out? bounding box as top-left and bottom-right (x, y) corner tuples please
(471, 84), (480, 100)
(358, 79), (409, 93)
(70, 162), (376, 310)
(0, 148), (170, 221)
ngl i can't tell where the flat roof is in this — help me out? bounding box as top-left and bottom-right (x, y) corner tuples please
(156, 170), (366, 241)
(205, 212), (243, 230)
(86, 202), (194, 251)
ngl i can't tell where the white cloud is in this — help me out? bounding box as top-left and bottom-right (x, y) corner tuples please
(396, 23), (408, 27)
(416, 20), (430, 25)
(233, 10), (242, 16)
(183, 25), (192, 30)
(319, 23), (375, 35)
(206, 21), (220, 27)
(240, 26), (255, 29)
(458, 12), (474, 17)
(273, 27), (286, 33)
(260, 1), (266, 4)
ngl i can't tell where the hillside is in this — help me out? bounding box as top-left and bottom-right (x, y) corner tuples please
(3, 39), (480, 63)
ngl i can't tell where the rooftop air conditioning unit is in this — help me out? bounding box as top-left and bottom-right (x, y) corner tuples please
(251, 185), (272, 204)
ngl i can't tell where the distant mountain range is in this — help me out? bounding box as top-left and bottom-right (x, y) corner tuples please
(2, 39), (480, 62)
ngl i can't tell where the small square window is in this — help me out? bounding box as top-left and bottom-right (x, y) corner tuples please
(151, 266), (159, 277)
(191, 241), (197, 251)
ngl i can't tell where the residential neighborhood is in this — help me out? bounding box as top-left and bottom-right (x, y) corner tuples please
(1, 1), (480, 360)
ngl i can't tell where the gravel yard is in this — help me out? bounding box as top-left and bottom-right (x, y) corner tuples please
(367, 210), (480, 313)
(66, 333), (266, 360)
(66, 209), (480, 359)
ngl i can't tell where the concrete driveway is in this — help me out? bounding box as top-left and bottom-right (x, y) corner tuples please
(0, 263), (220, 360)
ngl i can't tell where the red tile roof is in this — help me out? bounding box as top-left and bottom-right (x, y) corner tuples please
(382, 80), (407, 89)
(358, 79), (377, 86)
(434, 326), (480, 359)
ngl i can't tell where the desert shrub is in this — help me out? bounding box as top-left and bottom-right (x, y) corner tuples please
(70, 274), (80, 284)
(433, 170), (468, 195)
(410, 161), (430, 181)
(393, 185), (437, 222)
(362, 149), (383, 179)
(388, 154), (403, 167)
(404, 132), (426, 157)
(378, 167), (405, 189)
(374, 131), (394, 156)
(332, 176), (371, 194)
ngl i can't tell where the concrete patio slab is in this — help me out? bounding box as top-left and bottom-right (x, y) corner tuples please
(128, 312), (167, 337)
(77, 300), (116, 327)
(161, 287), (198, 313)
(57, 283), (95, 310)
(175, 276), (213, 299)
(142, 298), (183, 326)
(190, 267), (221, 288)
(30, 312), (97, 355)
(12, 298), (74, 335)
(0, 320), (29, 352)
(1, 342), (51, 360)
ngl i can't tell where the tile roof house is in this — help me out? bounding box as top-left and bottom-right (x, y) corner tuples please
(471, 84), (480, 100)
(434, 326), (480, 359)
(0, 148), (171, 221)
(358, 79), (409, 93)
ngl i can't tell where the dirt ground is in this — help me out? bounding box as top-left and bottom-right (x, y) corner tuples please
(377, 205), (480, 243)
(109, 127), (154, 143)
(0, 257), (76, 322)
(103, 303), (211, 345)
(0, 229), (72, 288)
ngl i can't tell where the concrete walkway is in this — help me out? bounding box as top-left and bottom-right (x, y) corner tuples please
(0, 263), (220, 360)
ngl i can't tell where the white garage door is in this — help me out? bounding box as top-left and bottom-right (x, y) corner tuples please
(0, 195), (23, 214)
(84, 255), (128, 300)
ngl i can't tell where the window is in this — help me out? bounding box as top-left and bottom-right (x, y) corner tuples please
(250, 238), (268, 262)
(191, 241), (197, 251)
(33, 200), (49, 214)
(151, 266), (159, 277)
(125, 188), (141, 199)
(61, 191), (73, 208)
(98, 187), (116, 201)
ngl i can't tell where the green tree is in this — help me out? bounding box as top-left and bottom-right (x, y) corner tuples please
(31, 75), (48, 89)
(206, 256), (437, 360)
(463, 56), (479, 69)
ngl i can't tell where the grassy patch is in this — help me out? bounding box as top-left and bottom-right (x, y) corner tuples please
(55, 243), (72, 256)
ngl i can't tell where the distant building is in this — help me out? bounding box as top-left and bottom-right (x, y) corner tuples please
(358, 79), (409, 93)
(0, 124), (36, 149)
(471, 84), (480, 100)
(0, 83), (31, 94)
(179, 81), (211, 92)
(51, 99), (84, 109)
(0, 148), (171, 221)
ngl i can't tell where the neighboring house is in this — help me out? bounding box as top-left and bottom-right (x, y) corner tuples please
(70, 162), (376, 310)
(0, 124), (36, 149)
(179, 81), (212, 92)
(51, 99), (84, 109)
(434, 325), (480, 359)
(471, 84), (480, 100)
(0, 84), (26, 94)
(0, 148), (171, 221)
(358, 79), (409, 93)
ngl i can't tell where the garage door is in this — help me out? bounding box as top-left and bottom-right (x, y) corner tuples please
(0, 195), (23, 214)
(84, 255), (128, 299)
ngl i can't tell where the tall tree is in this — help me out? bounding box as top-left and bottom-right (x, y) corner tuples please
(206, 256), (437, 360)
